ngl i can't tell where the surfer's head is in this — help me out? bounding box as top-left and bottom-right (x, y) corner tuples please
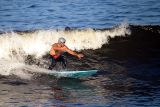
(58, 37), (66, 44)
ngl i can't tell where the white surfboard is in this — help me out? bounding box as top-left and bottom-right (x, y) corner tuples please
(23, 65), (97, 78)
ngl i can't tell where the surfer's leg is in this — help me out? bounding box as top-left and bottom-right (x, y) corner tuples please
(48, 56), (56, 70)
(61, 55), (67, 68)
(58, 55), (67, 68)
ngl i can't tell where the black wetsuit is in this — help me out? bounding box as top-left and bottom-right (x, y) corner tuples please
(48, 55), (67, 70)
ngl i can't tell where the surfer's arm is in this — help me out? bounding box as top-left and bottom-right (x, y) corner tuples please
(65, 47), (84, 59)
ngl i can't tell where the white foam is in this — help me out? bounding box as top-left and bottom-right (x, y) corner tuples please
(0, 60), (51, 79)
(0, 60), (31, 79)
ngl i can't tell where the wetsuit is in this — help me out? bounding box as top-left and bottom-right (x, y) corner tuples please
(48, 53), (67, 70)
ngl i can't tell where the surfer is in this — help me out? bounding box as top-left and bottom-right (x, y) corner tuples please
(48, 37), (84, 70)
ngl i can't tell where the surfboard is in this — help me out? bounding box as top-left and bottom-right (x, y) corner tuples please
(48, 70), (98, 78)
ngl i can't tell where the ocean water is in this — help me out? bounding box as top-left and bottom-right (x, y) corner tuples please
(0, 0), (160, 31)
(0, 0), (160, 107)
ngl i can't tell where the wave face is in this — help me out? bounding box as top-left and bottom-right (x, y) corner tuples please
(0, 24), (160, 80)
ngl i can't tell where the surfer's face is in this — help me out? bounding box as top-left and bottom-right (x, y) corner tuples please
(60, 42), (65, 46)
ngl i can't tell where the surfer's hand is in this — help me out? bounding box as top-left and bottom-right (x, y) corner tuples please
(77, 54), (84, 59)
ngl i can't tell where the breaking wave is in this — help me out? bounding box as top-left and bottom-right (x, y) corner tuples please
(0, 23), (130, 79)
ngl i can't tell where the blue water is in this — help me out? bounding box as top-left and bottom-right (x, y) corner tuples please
(0, 0), (160, 31)
(0, 0), (160, 107)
